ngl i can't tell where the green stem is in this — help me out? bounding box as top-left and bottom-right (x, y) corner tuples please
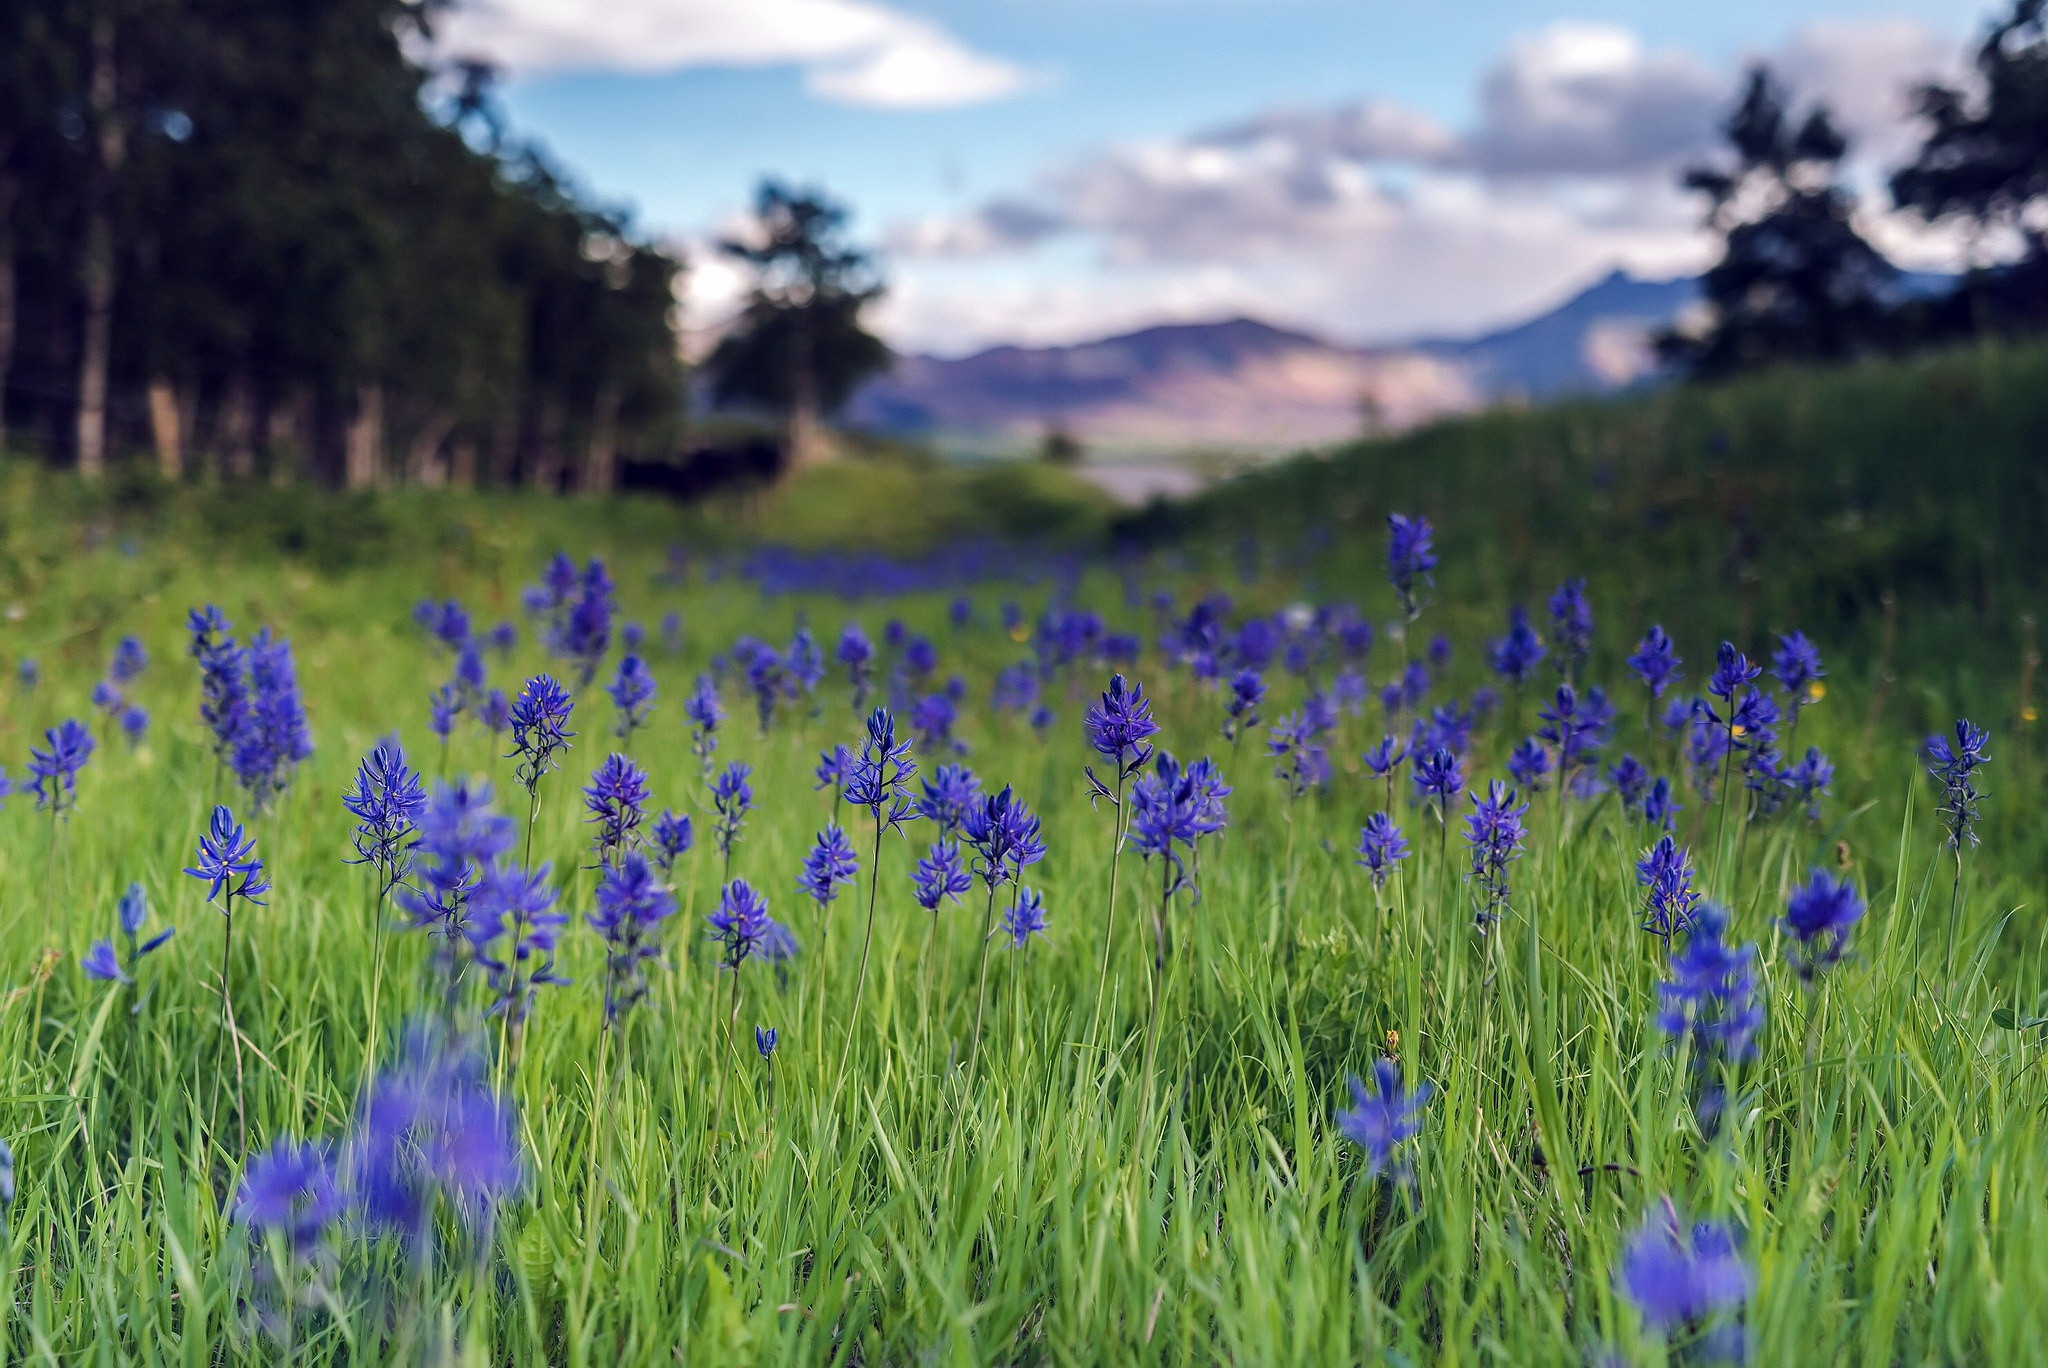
(970, 882), (1005, 1075)
(836, 811), (887, 1088)
(1087, 774), (1130, 1052)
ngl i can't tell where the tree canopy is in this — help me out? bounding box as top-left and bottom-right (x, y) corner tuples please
(1660, 67), (1899, 379)
(0, 0), (684, 487)
(1892, 0), (2048, 331)
(702, 182), (892, 469)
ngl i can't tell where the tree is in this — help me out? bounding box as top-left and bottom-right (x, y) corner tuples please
(1892, 0), (2048, 332)
(1660, 66), (1899, 378)
(703, 182), (891, 471)
(0, 0), (683, 487)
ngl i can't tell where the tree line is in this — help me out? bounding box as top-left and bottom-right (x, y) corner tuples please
(4, 0), (2042, 489)
(1667, 0), (2048, 376)
(0, 0), (687, 490)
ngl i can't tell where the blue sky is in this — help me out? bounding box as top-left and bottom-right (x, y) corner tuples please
(441, 0), (1983, 353)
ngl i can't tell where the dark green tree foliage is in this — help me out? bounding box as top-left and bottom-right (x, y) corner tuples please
(0, 0), (682, 488)
(1661, 67), (1899, 379)
(704, 183), (891, 468)
(1893, 0), (2048, 332)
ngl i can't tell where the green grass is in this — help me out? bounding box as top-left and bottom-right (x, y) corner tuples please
(0, 339), (2042, 1364)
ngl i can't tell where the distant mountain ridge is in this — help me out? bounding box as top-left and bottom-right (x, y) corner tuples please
(846, 268), (1707, 457)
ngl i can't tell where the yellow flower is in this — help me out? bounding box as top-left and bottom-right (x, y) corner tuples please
(2025, 705), (2039, 725)
(1806, 680), (1826, 703)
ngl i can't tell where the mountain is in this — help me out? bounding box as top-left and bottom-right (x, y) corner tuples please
(1414, 269), (1700, 400)
(845, 269), (1702, 457)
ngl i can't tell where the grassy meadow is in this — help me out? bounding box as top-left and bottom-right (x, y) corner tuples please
(0, 339), (2042, 1365)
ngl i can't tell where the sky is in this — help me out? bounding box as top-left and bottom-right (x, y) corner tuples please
(435, 0), (1988, 356)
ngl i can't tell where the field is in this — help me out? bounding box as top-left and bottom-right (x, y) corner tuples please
(0, 339), (2043, 1365)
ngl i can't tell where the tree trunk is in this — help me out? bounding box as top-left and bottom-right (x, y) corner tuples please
(782, 366), (831, 473)
(265, 388), (313, 485)
(0, 163), (16, 455)
(345, 382), (384, 489)
(583, 382), (621, 494)
(76, 14), (124, 479)
(147, 377), (183, 479)
(219, 369), (255, 478)
(487, 412), (517, 488)
(449, 435), (479, 489)
(531, 398), (565, 492)
(783, 331), (833, 471)
(405, 414), (453, 487)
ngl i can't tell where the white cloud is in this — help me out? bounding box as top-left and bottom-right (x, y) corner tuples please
(1772, 19), (1966, 168)
(870, 17), (1971, 352)
(434, 0), (1032, 108)
(1465, 23), (1725, 176)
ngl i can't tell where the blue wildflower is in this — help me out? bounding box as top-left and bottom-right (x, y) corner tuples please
(786, 627), (826, 710)
(346, 1028), (523, 1264)
(28, 719), (94, 815)
(467, 863), (570, 1023)
(608, 655), (658, 744)
(590, 852), (677, 1023)
(845, 707), (919, 834)
(798, 824), (861, 907)
(186, 805), (270, 907)
(231, 629), (314, 810)
(1356, 812), (1410, 891)
(1411, 746), (1465, 816)
(1628, 625), (1683, 698)
(1001, 887), (1049, 947)
(1507, 737), (1551, 791)
(1654, 901), (1763, 1065)
(913, 840), (974, 913)
(1784, 746), (1833, 821)
(1925, 719), (1989, 851)
(1643, 776), (1682, 831)
(343, 742), (428, 893)
(709, 879), (776, 970)
(1616, 1203), (1753, 1335)
(1637, 835), (1702, 944)
(508, 674), (575, 799)
(583, 753), (651, 867)
(918, 763), (983, 837)
(1334, 1057), (1432, 1180)
(236, 1139), (342, 1255)
(838, 625), (875, 710)
(1084, 673), (1159, 799)
(1772, 631), (1824, 718)
(711, 762), (755, 868)
(1386, 514), (1436, 620)
(681, 675), (725, 781)
(911, 691), (963, 756)
(1545, 579), (1593, 680)
(1464, 780), (1529, 925)
(962, 785), (1048, 889)
(1782, 868), (1865, 979)
(429, 683), (462, 743)
(1489, 605), (1547, 685)
(82, 940), (129, 984)
(1268, 711), (1331, 798)
(652, 809), (693, 878)
(399, 780), (515, 971)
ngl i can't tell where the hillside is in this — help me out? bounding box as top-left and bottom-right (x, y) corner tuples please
(1139, 338), (2046, 705)
(846, 269), (1701, 456)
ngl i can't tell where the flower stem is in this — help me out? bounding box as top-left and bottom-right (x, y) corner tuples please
(970, 882), (1003, 1076)
(836, 811), (887, 1089)
(1087, 773), (1130, 1053)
